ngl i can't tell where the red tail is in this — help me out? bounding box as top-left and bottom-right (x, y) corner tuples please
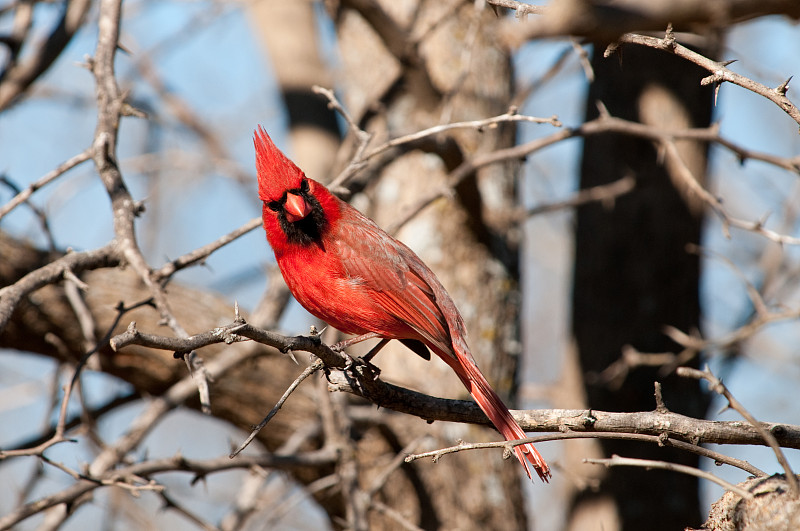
(448, 351), (551, 482)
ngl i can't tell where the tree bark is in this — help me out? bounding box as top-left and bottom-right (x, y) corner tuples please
(331, 1), (528, 529)
(570, 41), (714, 530)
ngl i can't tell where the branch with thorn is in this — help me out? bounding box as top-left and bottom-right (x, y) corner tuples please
(109, 318), (800, 453)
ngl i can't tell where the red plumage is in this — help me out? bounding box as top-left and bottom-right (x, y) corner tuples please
(254, 126), (550, 481)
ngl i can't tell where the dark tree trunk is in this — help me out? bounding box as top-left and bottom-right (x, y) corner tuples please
(570, 42), (714, 530)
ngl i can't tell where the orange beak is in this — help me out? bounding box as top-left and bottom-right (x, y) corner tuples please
(284, 192), (312, 222)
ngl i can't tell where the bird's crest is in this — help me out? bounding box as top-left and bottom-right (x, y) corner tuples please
(254, 126), (304, 202)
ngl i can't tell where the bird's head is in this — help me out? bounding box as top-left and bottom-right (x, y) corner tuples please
(254, 126), (331, 246)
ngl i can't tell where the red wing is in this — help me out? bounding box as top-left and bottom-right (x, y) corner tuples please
(368, 270), (455, 358)
(333, 207), (455, 358)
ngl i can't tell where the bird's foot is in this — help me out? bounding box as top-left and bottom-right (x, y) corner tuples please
(332, 332), (382, 352)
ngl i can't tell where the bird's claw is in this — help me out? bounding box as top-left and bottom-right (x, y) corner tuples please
(331, 340), (347, 353)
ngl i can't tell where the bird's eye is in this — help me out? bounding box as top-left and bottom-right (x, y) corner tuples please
(300, 179), (309, 193)
(267, 201), (282, 212)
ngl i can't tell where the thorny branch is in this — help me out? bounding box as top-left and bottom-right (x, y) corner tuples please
(612, 26), (800, 126)
(109, 319), (800, 450)
(387, 111), (800, 239)
(91, 0), (215, 414)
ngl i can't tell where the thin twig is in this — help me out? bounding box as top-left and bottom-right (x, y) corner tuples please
(366, 108), (560, 164)
(0, 148), (93, 221)
(677, 366), (800, 496)
(152, 217), (262, 283)
(404, 431), (766, 477)
(158, 491), (219, 531)
(370, 500), (425, 531)
(313, 84), (560, 191)
(366, 436), (429, 498)
(312, 85), (372, 190)
(260, 474), (340, 530)
(665, 304), (800, 355)
(230, 359), (324, 458)
(521, 175), (635, 219)
(584, 454), (754, 500)
(388, 113), (800, 242)
(0, 450), (339, 529)
(0, 0), (92, 111)
(0, 175), (58, 249)
(687, 243), (769, 318)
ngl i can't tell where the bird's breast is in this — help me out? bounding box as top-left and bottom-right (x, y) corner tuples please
(276, 248), (415, 339)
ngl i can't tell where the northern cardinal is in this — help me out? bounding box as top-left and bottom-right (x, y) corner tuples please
(254, 126), (550, 481)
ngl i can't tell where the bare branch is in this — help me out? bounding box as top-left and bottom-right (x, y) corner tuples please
(584, 455), (755, 500)
(313, 84), (561, 191)
(0, 148), (92, 221)
(521, 175), (636, 219)
(0, 243), (120, 334)
(0, 0), (92, 110)
(389, 113), (800, 242)
(665, 302), (800, 359)
(405, 431), (766, 477)
(157, 491), (219, 531)
(152, 217), (262, 283)
(313, 84), (372, 192)
(90, 0), (213, 413)
(678, 366), (800, 496)
(0, 175), (57, 249)
(497, 0), (800, 44)
(374, 109), (559, 155)
(110, 320), (800, 450)
(613, 30), (800, 126)
(230, 359), (325, 458)
(687, 244), (770, 318)
(0, 450), (339, 530)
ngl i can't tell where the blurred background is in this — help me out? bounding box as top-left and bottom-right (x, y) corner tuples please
(1, 1), (800, 529)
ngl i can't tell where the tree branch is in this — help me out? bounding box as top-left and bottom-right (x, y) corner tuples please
(613, 27), (800, 126)
(495, 0), (800, 44)
(0, 243), (120, 334)
(0, 450), (339, 530)
(0, 0), (92, 110)
(584, 455), (755, 500)
(110, 319), (800, 450)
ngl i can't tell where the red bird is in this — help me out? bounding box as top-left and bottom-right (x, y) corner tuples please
(254, 126), (550, 482)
